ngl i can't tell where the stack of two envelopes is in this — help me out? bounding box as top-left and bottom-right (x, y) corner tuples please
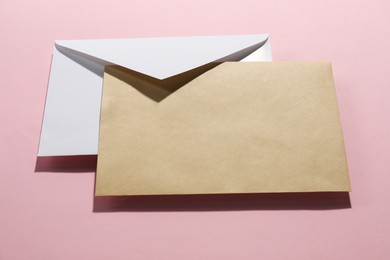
(38, 34), (350, 197)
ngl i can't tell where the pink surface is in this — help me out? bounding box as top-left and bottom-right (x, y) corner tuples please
(1, 0), (390, 259)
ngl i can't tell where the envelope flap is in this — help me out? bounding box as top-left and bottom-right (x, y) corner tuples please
(55, 34), (268, 80)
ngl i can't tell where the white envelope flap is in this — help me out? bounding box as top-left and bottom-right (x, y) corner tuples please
(55, 34), (269, 80)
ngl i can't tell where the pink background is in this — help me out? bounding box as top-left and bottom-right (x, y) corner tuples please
(1, 0), (390, 259)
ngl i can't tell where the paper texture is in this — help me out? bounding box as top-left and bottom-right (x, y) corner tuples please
(95, 62), (350, 196)
(38, 34), (271, 156)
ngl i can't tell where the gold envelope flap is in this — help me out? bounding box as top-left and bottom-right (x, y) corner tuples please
(95, 62), (350, 196)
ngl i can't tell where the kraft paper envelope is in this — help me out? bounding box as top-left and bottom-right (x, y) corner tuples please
(38, 34), (271, 156)
(95, 62), (351, 196)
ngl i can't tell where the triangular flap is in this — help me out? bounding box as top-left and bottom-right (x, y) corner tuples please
(55, 34), (268, 80)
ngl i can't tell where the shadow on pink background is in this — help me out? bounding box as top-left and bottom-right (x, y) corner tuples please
(35, 156), (97, 173)
(92, 193), (351, 212)
(1, 0), (390, 259)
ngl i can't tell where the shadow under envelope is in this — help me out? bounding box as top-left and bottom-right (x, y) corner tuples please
(35, 155), (97, 173)
(104, 62), (221, 102)
(93, 192), (351, 212)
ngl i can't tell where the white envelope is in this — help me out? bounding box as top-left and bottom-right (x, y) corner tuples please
(38, 34), (272, 156)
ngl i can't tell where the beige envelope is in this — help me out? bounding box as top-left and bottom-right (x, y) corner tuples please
(95, 62), (350, 196)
